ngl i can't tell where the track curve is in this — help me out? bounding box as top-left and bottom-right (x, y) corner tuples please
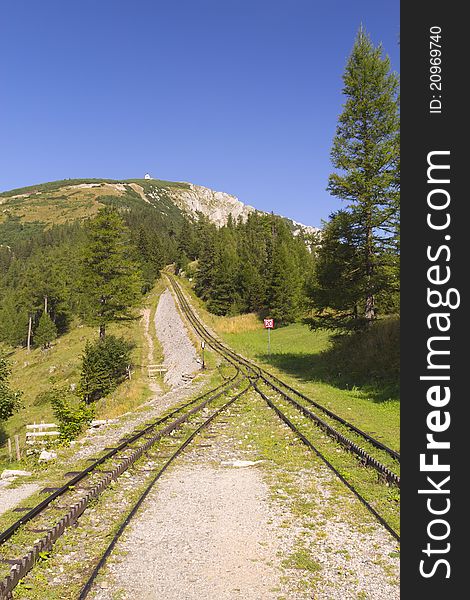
(166, 274), (400, 542)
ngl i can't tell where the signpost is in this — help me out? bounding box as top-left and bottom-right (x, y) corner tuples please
(263, 318), (274, 356)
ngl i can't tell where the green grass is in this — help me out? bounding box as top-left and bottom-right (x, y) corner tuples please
(223, 325), (399, 451)
(282, 548), (322, 573)
(0, 178), (190, 198)
(175, 276), (399, 452)
(0, 288), (162, 468)
(224, 321), (331, 356)
(224, 324), (397, 435)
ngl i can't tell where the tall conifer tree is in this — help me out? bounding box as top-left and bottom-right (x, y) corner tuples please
(35, 311), (58, 349)
(80, 207), (141, 339)
(324, 27), (400, 327)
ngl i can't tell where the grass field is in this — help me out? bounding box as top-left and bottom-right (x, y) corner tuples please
(222, 325), (399, 450)
(0, 285), (165, 469)
(176, 277), (400, 452)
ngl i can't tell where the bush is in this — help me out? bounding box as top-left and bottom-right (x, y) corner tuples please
(0, 352), (22, 421)
(78, 335), (133, 403)
(47, 387), (95, 441)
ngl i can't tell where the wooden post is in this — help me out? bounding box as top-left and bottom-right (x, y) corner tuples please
(44, 296), (48, 314)
(14, 435), (21, 461)
(7, 438), (12, 462)
(27, 315), (33, 352)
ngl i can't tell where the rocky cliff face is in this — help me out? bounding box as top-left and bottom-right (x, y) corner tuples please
(145, 181), (318, 235)
(145, 182), (256, 227)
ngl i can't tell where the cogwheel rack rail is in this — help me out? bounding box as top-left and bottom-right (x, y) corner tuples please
(166, 274), (400, 542)
(78, 383), (252, 599)
(0, 371), (251, 599)
(0, 277), (400, 598)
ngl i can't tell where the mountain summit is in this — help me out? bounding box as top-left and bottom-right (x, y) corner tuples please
(0, 178), (318, 238)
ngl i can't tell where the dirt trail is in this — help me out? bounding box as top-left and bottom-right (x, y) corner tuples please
(141, 307), (161, 395)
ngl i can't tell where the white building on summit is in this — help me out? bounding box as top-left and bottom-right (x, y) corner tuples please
(144, 173), (152, 180)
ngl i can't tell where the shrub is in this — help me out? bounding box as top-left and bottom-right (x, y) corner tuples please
(46, 387), (95, 441)
(78, 335), (133, 403)
(0, 352), (22, 421)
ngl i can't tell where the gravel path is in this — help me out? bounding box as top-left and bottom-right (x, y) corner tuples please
(155, 289), (201, 388)
(86, 407), (399, 600)
(0, 483), (40, 517)
(69, 289), (206, 463)
(93, 465), (283, 600)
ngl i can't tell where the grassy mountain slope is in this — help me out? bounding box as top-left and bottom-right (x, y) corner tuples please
(0, 179), (188, 245)
(0, 177), (318, 247)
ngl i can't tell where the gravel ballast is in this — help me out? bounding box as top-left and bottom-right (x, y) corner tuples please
(0, 483), (41, 517)
(154, 289), (201, 388)
(93, 465), (283, 600)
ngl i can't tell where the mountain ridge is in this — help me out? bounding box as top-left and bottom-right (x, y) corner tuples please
(0, 177), (319, 237)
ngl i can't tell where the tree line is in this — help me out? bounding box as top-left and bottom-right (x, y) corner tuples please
(180, 213), (315, 323)
(0, 203), (179, 348)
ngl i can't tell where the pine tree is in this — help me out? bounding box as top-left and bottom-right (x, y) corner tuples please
(236, 214), (270, 312)
(34, 311), (58, 349)
(78, 335), (133, 403)
(194, 220), (218, 301)
(267, 239), (302, 324)
(207, 230), (239, 315)
(136, 227), (165, 291)
(0, 291), (29, 347)
(305, 211), (364, 330)
(237, 260), (264, 313)
(177, 219), (197, 261)
(80, 207), (142, 339)
(325, 27), (400, 327)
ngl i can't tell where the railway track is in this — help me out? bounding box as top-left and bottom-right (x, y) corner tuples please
(78, 382), (251, 599)
(0, 277), (399, 597)
(168, 276), (400, 472)
(0, 372), (250, 599)
(166, 274), (400, 542)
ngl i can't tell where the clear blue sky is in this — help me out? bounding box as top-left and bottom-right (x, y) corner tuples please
(1, 0), (399, 227)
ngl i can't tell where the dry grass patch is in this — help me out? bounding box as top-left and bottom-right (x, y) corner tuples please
(211, 312), (261, 333)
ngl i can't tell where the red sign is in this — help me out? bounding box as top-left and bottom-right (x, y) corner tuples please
(263, 318), (274, 329)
